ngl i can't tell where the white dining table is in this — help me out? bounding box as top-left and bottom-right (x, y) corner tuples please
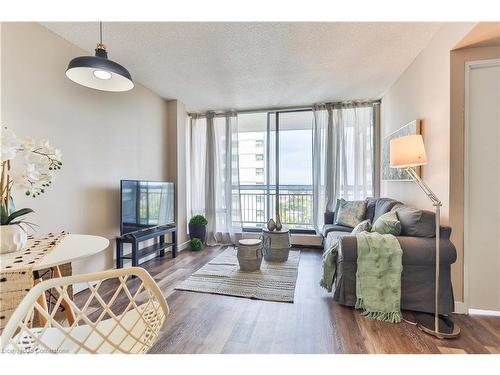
(18, 234), (109, 326)
(32, 234), (110, 271)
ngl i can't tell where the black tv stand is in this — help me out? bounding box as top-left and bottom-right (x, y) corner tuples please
(116, 225), (177, 269)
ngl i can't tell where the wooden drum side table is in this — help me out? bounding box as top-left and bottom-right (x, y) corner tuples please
(237, 239), (263, 272)
(261, 227), (291, 262)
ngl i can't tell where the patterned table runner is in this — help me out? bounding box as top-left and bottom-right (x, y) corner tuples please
(0, 231), (68, 329)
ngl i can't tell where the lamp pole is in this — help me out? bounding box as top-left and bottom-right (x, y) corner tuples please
(405, 167), (459, 338)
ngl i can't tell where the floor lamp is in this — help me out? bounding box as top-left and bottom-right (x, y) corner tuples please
(390, 134), (460, 339)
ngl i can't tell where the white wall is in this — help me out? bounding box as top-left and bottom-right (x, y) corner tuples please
(380, 22), (476, 301)
(381, 23), (475, 220)
(166, 99), (189, 249)
(1, 22), (170, 275)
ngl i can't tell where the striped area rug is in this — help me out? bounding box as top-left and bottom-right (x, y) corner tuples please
(175, 247), (300, 303)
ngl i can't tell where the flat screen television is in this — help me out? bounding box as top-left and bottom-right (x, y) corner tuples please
(120, 180), (175, 235)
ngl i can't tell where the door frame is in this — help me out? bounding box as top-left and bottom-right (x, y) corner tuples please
(463, 58), (500, 314)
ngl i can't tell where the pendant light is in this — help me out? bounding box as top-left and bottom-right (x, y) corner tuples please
(66, 22), (134, 92)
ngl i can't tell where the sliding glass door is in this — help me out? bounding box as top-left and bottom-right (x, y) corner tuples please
(238, 112), (275, 229)
(277, 110), (314, 231)
(237, 110), (314, 232)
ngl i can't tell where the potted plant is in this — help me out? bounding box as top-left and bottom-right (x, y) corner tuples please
(1, 126), (62, 254)
(189, 214), (207, 244)
(189, 238), (203, 251)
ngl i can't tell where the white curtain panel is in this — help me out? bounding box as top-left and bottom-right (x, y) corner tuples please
(312, 105), (331, 233)
(190, 113), (242, 245)
(190, 115), (207, 218)
(312, 103), (374, 233)
(213, 114), (242, 244)
(335, 104), (374, 200)
(204, 113), (217, 245)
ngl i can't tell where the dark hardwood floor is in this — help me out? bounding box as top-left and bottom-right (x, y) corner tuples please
(78, 246), (500, 354)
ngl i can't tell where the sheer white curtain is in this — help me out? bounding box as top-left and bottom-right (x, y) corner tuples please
(213, 114), (242, 244)
(190, 115), (207, 217)
(334, 104), (374, 200)
(204, 113), (217, 244)
(312, 105), (333, 233)
(190, 113), (242, 245)
(312, 103), (375, 233)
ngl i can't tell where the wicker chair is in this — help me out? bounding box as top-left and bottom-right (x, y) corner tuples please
(0, 267), (169, 354)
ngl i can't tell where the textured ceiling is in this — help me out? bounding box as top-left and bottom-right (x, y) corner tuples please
(42, 22), (443, 112)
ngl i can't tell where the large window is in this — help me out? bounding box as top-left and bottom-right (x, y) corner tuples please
(238, 110), (314, 231)
(188, 104), (375, 235)
(238, 112), (273, 228)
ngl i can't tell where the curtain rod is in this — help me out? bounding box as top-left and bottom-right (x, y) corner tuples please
(188, 100), (381, 118)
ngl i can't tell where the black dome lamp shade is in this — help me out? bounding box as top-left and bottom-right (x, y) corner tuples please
(66, 22), (134, 92)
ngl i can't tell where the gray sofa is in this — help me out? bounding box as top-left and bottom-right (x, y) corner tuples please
(323, 197), (456, 314)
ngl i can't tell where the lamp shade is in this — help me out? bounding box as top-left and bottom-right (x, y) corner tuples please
(66, 46), (134, 92)
(390, 134), (427, 168)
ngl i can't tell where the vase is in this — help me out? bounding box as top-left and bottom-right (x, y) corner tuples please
(0, 224), (28, 254)
(266, 218), (276, 231)
(188, 223), (207, 244)
(275, 214), (282, 231)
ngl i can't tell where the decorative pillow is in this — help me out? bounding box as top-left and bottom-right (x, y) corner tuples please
(335, 199), (367, 228)
(373, 198), (402, 222)
(390, 203), (405, 213)
(394, 206), (435, 238)
(371, 211), (401, 235)
(327, 199), (342, 224)
(351, 219), (372, 234)
(365, 197), (377, 223)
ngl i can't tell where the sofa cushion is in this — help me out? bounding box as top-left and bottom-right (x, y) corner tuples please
(440, 225), (452, 240)
(365, 197), (377, 222)
(372, 211), (402, 235)
(324, 199), (342, 225)
(390, 202), (405, 213)
(322, 224), (353, 237)
(395, 205), (436, 238)
(335, 199), (366, 228)
(373, 198), (401, 222)
(324, 211), (335, 225)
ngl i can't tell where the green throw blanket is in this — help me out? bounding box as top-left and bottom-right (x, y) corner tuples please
(320, 232), (403, 323)
(355, 232), (402, 323)
(320, 238), (340, 292)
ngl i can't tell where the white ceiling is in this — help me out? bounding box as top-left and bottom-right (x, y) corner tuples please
(42, 22), (443, 112)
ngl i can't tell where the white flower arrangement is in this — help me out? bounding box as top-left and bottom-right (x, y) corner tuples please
(1, 126), (63, 226)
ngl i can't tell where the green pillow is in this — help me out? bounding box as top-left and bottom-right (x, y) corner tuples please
(371, 211), (401, 235)
(351, 219), (372, 234)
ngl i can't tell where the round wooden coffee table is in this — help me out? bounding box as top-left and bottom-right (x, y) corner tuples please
(261, 227), (291, 262)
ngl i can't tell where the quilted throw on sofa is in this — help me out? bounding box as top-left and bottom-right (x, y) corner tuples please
(320, 232), (403, 323)
(355, 232), (403, 323)
(320, 238), (340, 293)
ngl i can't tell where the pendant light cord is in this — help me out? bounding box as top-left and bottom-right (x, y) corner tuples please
(99, 21), (103, 44)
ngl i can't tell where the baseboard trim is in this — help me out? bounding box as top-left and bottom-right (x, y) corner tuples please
(454, 301), (468, 314)
(454, 302), (500, 316)
(178, 240), (189, 252)
(468, 308), (500, 316)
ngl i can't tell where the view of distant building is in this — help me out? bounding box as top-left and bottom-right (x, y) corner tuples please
(238, 132), (266, 185)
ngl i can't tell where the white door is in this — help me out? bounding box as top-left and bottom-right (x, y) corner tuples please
(465, 59), (500, 313)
